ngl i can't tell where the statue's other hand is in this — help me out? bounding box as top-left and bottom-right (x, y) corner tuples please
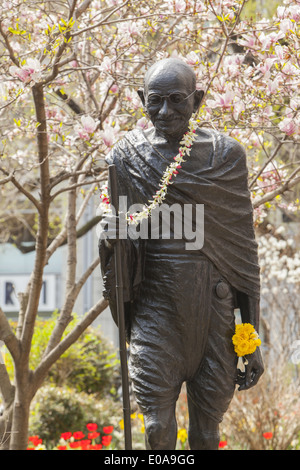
(236, 348), (264, 391)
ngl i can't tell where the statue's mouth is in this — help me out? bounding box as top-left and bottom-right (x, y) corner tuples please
(156, 116), (181, 123)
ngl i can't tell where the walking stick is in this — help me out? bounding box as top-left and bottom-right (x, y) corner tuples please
(108, 164), (132, 450)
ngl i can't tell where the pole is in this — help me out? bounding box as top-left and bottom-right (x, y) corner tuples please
(108, 164), (132, 450)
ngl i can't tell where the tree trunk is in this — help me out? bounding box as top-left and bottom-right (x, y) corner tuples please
(9, 398), (31, 450)
(0, 399), (14, 450)
(8, 365), (34, 450)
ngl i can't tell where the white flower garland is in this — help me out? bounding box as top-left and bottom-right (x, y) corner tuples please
(99, 115), (198, 225)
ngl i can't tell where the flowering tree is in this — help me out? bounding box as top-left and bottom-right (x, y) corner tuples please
(0, 0), (299, 450)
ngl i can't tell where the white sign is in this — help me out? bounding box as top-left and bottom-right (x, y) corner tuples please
(0, 274), (57, 313)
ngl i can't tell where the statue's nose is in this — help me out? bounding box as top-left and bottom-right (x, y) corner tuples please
(158, 98), (172, 117)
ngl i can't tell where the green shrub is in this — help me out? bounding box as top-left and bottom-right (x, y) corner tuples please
(21, 314), (119, 396)
(46, 324), (120, 397)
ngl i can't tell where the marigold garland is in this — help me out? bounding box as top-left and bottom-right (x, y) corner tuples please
(232, 323), (261, 357)
(99, 115), (198, 225)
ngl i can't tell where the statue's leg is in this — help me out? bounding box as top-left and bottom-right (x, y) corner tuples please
(187, 397), (220, 450)
(185, 274), (237, 450)
(143, 405), (178, 450)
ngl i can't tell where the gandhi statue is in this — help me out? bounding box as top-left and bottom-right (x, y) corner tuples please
(99, 58), (264, 450)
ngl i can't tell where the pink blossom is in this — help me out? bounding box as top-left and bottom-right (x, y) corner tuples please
(124, 89), (140, 110)
(259, 31), (285, 51)
(46, 109), (58, 119)
(101, 126), (116, 147)
(100, 56), (112, 72)
(257, 162), (287, 192)
(76, 115), (97, 140)
(127, 21), (139, 37)
(186, 51), (200, 66)
(253, 205), (267, 224)
(168, 0), (186, 13)
(280, 18), (296, 33)
(81, 115), (97, 134)
(118, 20), (139, 38)
(136, 117), (149, 129)
(259, 58), (275, 76)
(274, 45), (284, 61)
(266, 77), (280, 95)
(238, 34), (258, 50)
(195, 1), (205, 13)
(260, 105), (275, 121)
(215, 89), (235, 109)
(276, 6), (287, 19)
(13, 68), (33, 83)
(223, 55), (244, 77)
(227, 10), (235, 21)
(281, 60), (298, 76)
(9, 58), (41, 84)
(279, 118), (298, 136)
(289, 5), (300, 22)
(285, 98), (300, 118)
(77, 129), (89, 140)
(110, 84), (118, 93)
(233, 100), (245, 120)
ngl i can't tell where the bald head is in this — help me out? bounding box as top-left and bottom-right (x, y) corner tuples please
(137, 58), (203, 139)
(144, 58), (196, 93)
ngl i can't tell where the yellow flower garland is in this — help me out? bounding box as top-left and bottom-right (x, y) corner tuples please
(232, 323), (261, 357)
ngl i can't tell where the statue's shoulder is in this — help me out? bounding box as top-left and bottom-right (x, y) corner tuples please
(199, 128), (246, 163)
(118, 128), (145, 148)
(105, 128), (144, 164)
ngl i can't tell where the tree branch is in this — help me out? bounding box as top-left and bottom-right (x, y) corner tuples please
(202, 5), (231, 101)
(32, 85), (50, 192)
(249, 138), (287, 189)
(20, 85), (51, 361)
(0, 172), (14, 186)
(0, 168), (41, 211)
(0, 307), (20, 363)
(253, 170), (300, 208)
(0, 364), (15, 408)
(15, 215), (102, 254)
(75, 0), (93, 17)
(73, 256), (100, 297)
(45, 178), (103, 262)
(42, 180), (78, 356)
(0, 21), (19, 67)
(72, 0), (131, 37)
(50, 175), (106, 200)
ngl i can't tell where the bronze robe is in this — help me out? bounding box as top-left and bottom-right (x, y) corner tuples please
(99, 126), (260, 310)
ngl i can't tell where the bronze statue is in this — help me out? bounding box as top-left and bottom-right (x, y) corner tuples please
(99, 58), (264, 450)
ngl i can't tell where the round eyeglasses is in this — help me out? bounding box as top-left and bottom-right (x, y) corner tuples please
(146, 89), (197, 106)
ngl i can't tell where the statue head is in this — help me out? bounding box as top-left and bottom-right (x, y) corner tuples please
(138, 58), (204, 139)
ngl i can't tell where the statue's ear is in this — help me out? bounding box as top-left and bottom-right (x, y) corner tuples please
(137, 88), (146, 106)
(193, 89), (204, 112)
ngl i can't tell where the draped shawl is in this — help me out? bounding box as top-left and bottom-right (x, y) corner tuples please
(100, 126), (260, 309)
